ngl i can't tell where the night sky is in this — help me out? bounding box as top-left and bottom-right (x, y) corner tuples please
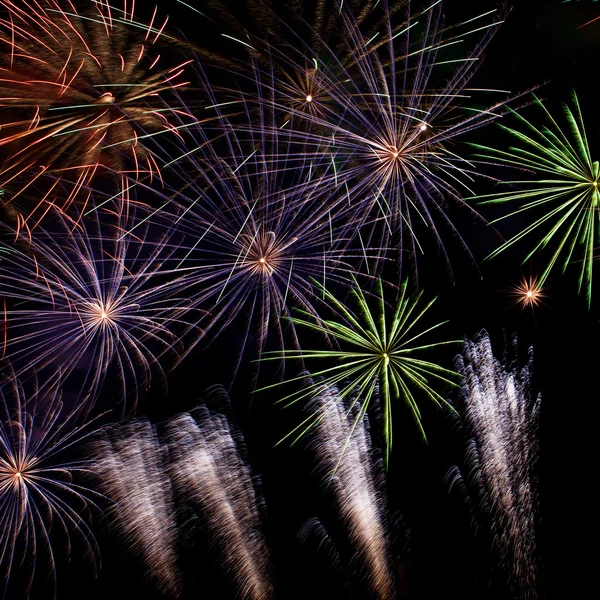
(1, 1), (599, 599)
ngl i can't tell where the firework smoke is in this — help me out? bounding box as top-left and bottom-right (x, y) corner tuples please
(306, 381), (394, 600)
(448, 332), (541, 599)
(91, 419), (181, 597)
(165, 393), (273, 600)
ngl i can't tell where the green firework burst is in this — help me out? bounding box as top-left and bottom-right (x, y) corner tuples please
(261, 278), (460, 464)
(472, 92), (600, 306)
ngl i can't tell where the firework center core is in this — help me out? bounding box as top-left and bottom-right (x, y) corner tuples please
(99, 92), (115, 104)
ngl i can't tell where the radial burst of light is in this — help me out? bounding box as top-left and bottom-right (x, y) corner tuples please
(234, 0), (527, 280)
(264, 57), (342, 125)
(165, 391), (274, 600)
(148, 87), (377, 378)
(0, 0), (192, 223)
(0, 369), (99, 597)
(90, 419), (181, 597)
(0, 208), (196, 411)
(447, 332), (540, 599)
(305, 381), (394, 600)
(472, 92), (599, 307)
(262, 278), (459, 464)
(510, 274), (546, 310)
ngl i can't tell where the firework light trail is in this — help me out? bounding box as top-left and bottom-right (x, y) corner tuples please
(165, 392), (273, 600)
(0, 368), (99, 598)
(91, 388), (273, 599)
(448, 332), (541, 599)
(91, 418), (181, 598)
(305, 380), (394, 600)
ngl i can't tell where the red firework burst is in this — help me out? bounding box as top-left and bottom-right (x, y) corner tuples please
(0, 0), (192, 224)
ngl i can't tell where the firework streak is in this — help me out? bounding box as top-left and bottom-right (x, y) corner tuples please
(91, 419), (181, 597)
(448, 333), (540, 598)
(305, 381), (394, 600)
(165, 400), (274, 600)
(91, 389), (273, 599)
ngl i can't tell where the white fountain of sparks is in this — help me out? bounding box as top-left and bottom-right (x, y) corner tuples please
(449, 332), (540, 599)
(307, 382), (395, 600)
(165, 404), (274, 600)
(91, 420), (181, 597)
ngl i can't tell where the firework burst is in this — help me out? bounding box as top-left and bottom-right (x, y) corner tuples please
(0, 368), (99, 597)
(509, 274), (546, 311)
(146, 85), (376, 379)
(233, 0), (527, 279)
(262, 277), (459, 464)
(0, 207), (197, 411)
(473, 92), (600, 306)
(0, 0), (192, 223)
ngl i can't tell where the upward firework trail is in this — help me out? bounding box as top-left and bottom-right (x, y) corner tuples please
(165, 391), (273, 600)
(91, 419), (181, 598)
(448, 333), (541, 599)
(306, 381), (394, 600)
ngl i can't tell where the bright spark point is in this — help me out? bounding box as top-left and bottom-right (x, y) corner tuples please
(305, 94), (313, 102)
(259, 257), (266, 264)
(419, 123), (428, 131)
(510, 275), (546, 310)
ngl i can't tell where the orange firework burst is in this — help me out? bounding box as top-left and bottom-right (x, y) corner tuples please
(0, 0), (191, 223)
(510, 275), (546, 310)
